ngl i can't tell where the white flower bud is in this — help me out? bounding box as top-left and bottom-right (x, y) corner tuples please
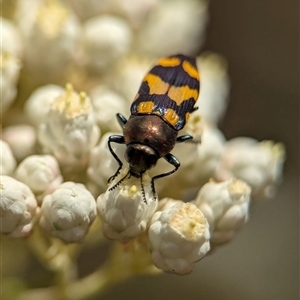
(66, 0), (107, 20)
(2, 125), (37, 162)
(196, 53), (230, 124)
(156, 198), (182, 213)
(214, 138), (285, 199)
(14, 0), (81, 80)
(24, 84), (65, 127)
(193, 179), (251, 247)
(82, 15), (132, 73)
(39, 182), (97, 243)
(0, 140), (17, 175)
(111, 56), (152, 103)
(0, 175), (38, 238)
(38, 84), (100, 170)
(155, 122), (225, 199)
(0, 52), (22, 112)
(68, 0), (158, 28)
(109, 0), (158, 29)
(89, 86), (127, 133)
(148, 202), (210, 275)
(14, 155), (63, 203)
(87, 132), (125, 194)
(136, 0), (208, 56)
(150, 198), (182, 227)
(97, 169), (157, 241)
(1, 17), (23, 57)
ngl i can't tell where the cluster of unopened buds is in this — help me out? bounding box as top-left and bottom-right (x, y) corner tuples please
(1, 0), (285, 299)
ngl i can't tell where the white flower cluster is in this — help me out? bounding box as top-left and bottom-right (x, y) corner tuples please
(2, 125), (37, 162)
(14, 0), (81, 81)
(0, 140), (17, 175)
(38, 84), (100, 171)
(97, 169), (157, 241)
(149, 202), (210, 274)
(214, 138), (285, 199)
(1, 0), (285, 280)
(0, 175), (96, 243)
(194, 179), (251, 249)
(0, 176), (38, 238)
(40, 182), (96, 243)
(82, 15), (133, 73)
(1, 17), (22, 112)
(14, 155), (63, 203)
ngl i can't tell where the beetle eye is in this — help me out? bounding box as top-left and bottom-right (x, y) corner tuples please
(146, 154), (157, 168)
(125, 147), (135, 163)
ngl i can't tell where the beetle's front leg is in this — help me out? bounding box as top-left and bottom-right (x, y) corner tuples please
(108, 135), (125, 182)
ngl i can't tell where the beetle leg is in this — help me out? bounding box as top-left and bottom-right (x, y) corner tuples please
(176, 134), (193, 143)
(151, 153), (180, 200)
(153, 153), (180, 181)
(108, 169), (130, 191)
(108, 135), (125, 182)
(116, 113), (127, 129)
(177, 134), (201, 144)
(140, 174), (148, 204)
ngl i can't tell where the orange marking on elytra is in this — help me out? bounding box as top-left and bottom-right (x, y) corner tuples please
(144, 74), (169, 95)
(157, 57), (181, 67)
(185, 112), (190, 123)
(168, 86), (199, 105)
(137, 101), (155, 113)
(164, 109), (180, 126)
(182, 61), (200, 80)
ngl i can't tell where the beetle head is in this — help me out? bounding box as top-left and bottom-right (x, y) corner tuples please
(125, 143), (159, 176)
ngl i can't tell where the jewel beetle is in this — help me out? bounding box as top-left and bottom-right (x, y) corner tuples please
(108, 54), (200, 201)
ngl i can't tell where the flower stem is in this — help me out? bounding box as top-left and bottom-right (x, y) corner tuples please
(26, 225), (79, 299)
(20, 234), (160, 300)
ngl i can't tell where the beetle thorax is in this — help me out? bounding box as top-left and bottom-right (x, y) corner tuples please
(123, 115), (178, 157)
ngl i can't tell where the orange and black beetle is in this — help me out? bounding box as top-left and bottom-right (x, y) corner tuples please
(108, 54), (200, 201)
